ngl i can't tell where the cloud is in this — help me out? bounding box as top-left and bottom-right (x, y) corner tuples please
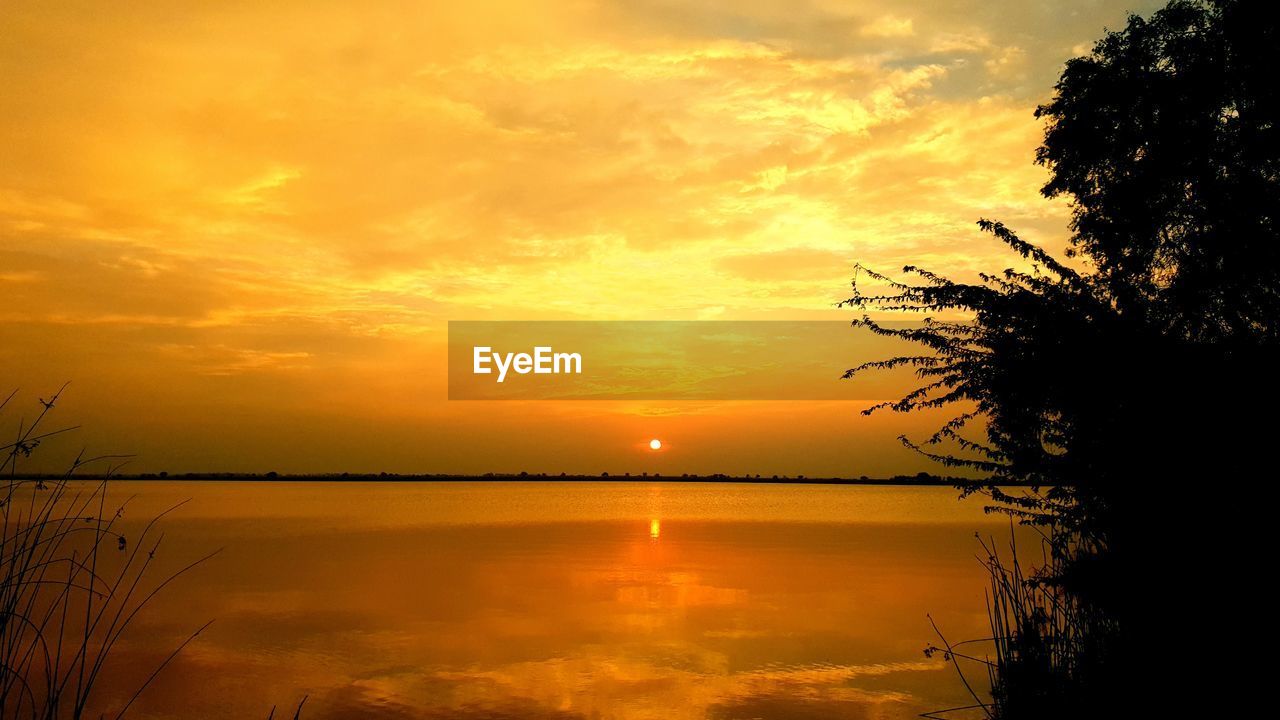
(0, 0), (1162, 474)
(157, 344), (313, 376)
(861, 16), (916, 39)
(719, 249), (852, 281)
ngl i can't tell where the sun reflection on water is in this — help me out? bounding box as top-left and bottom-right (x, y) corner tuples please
(69, 481), (1013, 719)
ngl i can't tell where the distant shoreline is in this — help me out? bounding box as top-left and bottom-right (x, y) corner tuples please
(12, 472), (1024, 486)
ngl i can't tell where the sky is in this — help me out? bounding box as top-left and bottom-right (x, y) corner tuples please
(0, 0), (1162, 476)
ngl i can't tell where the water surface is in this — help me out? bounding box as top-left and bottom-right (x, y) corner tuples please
(79, 481), (1010, 719)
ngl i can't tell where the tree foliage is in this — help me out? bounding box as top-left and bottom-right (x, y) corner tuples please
(1037, 0), (1279, 343)
(845, 5), (1278, 715)
(844, 0), (1278, 527)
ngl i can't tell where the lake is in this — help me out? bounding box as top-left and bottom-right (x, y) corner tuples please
(71, 481), (1014, 719)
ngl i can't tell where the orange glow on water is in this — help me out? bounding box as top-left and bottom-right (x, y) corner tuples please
(71, 480), (1019, 718)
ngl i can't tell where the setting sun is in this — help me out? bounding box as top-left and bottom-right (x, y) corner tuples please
(649, 439), (663, 451)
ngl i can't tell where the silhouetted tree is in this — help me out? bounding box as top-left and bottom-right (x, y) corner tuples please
(844, 2), (1277, 717)
(846, 0), (1277, 539)
(1037, 0), (1279, 343)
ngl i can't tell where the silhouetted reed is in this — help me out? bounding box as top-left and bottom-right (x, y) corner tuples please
(1, 385), (216, 719)
(266, 695), (307, 720)
(922, 525), (1119, 720)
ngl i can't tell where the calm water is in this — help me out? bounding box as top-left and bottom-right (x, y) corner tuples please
(73, 481), (1012, 719)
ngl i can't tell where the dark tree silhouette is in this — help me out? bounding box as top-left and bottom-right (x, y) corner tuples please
(847, 0), (1277, 499)
(1037, 0), (1279, 343)
(847, 0), (1278, 538)
(844, 221), (1135, 543)
(844, 2), (1278, 717)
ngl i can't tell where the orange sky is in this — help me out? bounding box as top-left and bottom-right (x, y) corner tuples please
(0, 0), (1160, 476)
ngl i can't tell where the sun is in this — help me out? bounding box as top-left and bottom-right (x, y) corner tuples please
(649, 439), (662, 451)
